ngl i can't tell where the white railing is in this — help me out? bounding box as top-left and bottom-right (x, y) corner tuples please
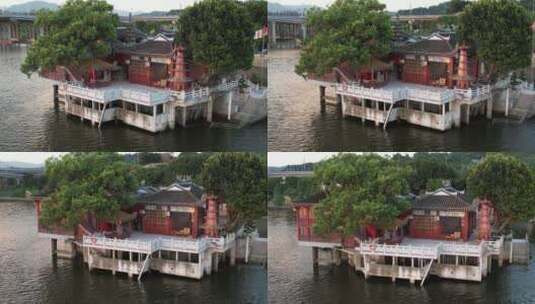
(485, 236), (504, 255)
(159, 237), (207, 253)
(83, 233), (237, 254)
(61, 83), (170, 105)
(359, 241), (488, 258)
(62, 83), (112, 103)
(206, 233), (236, 251)
(407, 87), (455, 103)
(439, 242), (482, 256)
(120, 89), (169, 105)
(336, 83), (404, 103)
(336, 83), (455, 104)
(83, 235), (158, 254)
(215, 80), (239, 92)
(173, 87), (211, 103)
(454, 85), (491, 103)
(359, 243), (439, 259)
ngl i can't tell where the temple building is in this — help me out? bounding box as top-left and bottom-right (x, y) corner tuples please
(312, 33), (493, 131)
(42, 30), (259, 132)
(409, 188), (476, 242)
(35, 183), (236, 280)
(293, 186), (512, 284)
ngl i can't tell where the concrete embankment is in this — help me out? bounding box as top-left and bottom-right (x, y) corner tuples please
(236, 236), (267, 266)
(0, 197), (34, 203)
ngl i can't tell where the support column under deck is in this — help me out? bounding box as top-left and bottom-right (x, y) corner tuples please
(182, 107), (187, 127)
(312, 247), (319, 270)
(230, 245), (236, 266)
(227, 91), (233, 121)
(207, 97), (213, 123)
(319, 86), (326, 113)
(51, 239), (57, 257)
(334, 249), (341, 266)
(168, 103), (176, 130)
(214, 253), (220, 272)
(486, 95), (493, 119)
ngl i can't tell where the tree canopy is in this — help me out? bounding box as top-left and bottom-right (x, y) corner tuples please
(268, 176), (317, 206)
(40, 153), (139, 227)
(448, 0), (469, 14)
(172, 152), (213, 181)
(242, 0), (268, 29)
(200, 152), (266, 230)
(458, 0), (532, 81)
(467, 153), (535, 228)
(21, 0), (118, 77)
(295, 0), (393, 77)
(175, 0), (255, 78)
(312, 154), (412, 236)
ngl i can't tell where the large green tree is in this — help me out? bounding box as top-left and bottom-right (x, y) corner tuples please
(200, 152), (266, 230)
(448, 0), (469, 14)
(40, 153), (139, 227)
(295, 0), (393, 77)
(458, 0), (531, 81)
(176, 0), (255, 78)
(21, 0), (118, 77)
(242, 0), (267, 29)
(312, 154), (412, 236)
(467, 153), (535, 229)
(173, 152), (213, 181)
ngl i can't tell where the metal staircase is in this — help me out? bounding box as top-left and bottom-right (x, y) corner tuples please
(420, 260), (434, 287)
(138, 254), (152, 282)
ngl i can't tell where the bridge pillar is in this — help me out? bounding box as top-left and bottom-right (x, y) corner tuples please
(486, 94), (493, 119)
(271, 21), (277, 45)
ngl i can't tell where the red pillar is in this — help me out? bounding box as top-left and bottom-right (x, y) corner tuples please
(191, 208), (198, 238)
(457, 46), (470, 89)
(447, 57), (454, 88)
(205, 196), (219, 237)
(479, 200), (491, 240)
(461, 211), (469, 241)
(165, 209), (172, 235)
(424, 63), (430, 85)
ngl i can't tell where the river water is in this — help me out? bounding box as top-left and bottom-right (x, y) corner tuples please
(268, 209), (535, 304)
(0, 202), (267, 304)
(0, 46), (266, 152)
(268, 49), (535, 152)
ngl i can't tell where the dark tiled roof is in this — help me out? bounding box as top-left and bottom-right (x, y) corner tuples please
(413, 194), (471, 210)
(396, 38), (456, 55)
(294, 192), (326, 205)
(120, 40), (173, 57)
(138, 190), (203, 206)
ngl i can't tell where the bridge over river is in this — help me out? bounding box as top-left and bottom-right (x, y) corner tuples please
(0, 14), (43, 45)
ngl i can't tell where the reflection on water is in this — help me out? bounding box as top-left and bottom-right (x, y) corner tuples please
(268, 49), (535, 152)
(0, 202), (267, 304)
(268, 209), (535, 304)
(0, 46), (266, 152)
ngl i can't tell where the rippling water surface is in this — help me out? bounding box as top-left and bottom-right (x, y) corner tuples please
(268, 209), (535, 304)
(268, 49), (535, 152)
(0, 46), (266, 152)
(0, 202), (267, 304)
